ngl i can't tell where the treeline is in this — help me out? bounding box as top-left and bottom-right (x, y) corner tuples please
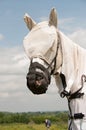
(0, 111), (68, 124)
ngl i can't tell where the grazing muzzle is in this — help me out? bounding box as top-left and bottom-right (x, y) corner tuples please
(26, 62), (51, 94)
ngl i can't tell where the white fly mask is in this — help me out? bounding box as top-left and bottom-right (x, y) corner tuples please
(23, 20), (57, 66)
(23, 8), (62, 94)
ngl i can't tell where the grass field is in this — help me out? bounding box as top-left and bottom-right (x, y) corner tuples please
(0, 123), (68, 130)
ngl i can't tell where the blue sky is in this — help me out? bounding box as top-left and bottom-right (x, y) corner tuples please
(0, 0), (86, 47)
(0, 0), (86, 112)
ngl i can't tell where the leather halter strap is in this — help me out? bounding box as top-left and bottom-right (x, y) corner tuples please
(47, 32), (61, 75)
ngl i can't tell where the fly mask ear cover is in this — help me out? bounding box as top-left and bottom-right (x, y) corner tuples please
(26, 62), (51, 94)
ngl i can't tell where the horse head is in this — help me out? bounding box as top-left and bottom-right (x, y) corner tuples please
(23, 8), (62, 94)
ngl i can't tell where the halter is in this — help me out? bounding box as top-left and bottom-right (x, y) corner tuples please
(47, 32), (61, 75)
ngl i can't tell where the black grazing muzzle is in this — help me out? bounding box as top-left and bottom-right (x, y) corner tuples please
(26, 62), (51, 94)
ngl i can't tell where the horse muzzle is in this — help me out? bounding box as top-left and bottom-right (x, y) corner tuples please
(26, 62), (51, 94)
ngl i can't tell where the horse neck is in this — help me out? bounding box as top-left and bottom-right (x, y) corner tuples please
(55, 31), (77, 74)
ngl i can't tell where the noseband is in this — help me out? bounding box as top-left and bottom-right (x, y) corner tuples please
(26, 32), (61, 94)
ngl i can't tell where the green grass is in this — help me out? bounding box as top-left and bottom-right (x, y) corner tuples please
(0, 123), (68, 130)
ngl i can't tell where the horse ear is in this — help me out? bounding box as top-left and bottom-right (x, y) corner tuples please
(24, 13), (36, 30)
(49, 8), (58, 28)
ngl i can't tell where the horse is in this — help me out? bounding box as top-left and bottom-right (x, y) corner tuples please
(23, 8), (86, 130)
(45, 119), (51, 130)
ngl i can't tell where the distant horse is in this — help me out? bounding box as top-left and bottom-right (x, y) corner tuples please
(45, 119), (51, 130)
(23, 8), (86, 130)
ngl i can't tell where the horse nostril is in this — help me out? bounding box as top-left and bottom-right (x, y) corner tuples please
(35, 80), (42, 86)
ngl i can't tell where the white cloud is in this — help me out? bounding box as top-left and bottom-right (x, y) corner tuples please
(0, 34), (4, 41)
(39, 16), (48, 22)
(0, 46), (28, 99)
(59, 17), (75, 25)
(59, 17), (86, 49)
(68, 29), (86, 48)
(0, 47), (29, 74)
(59, 17), (75, 32)
(0, 92), (9, 98)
